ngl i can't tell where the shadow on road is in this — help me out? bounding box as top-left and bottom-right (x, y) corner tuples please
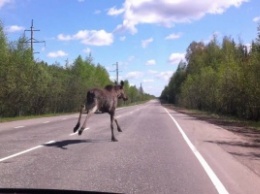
(205, 139), (260, 161)
(44, 140), (89, 150)
(44, 139), (110, 150)
(205, 140), (260, 149)
(228, 151), (260, 161)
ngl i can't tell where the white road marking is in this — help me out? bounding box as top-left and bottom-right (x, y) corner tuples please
(0, 145), (42, 162)
(0, 105), (142, 164)
(45, 140), (56, 144)
(164, 108), (229, 194)
(0, 105), (138, 162)
(0, 140), (56, 162)
(1, 126), (91, 162)
(69, 127), (90, 136)
(14, 126), (24, 129)
(116, 108), (141, 119)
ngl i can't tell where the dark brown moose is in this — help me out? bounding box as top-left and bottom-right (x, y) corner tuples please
(73, 81), (128, 142)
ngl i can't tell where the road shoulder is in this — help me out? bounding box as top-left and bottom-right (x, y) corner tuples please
(163, 104), (260, 194)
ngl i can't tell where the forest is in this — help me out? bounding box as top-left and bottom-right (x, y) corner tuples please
(161, 25), (260, 121)
(0, 21), (153, 118)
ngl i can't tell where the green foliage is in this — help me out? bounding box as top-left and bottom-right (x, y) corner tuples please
(161, 24), (260, 121)
(0, 21), (154, 118)
(118, 80), (154, 106)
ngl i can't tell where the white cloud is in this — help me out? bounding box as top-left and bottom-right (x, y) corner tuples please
(41, 46), (45, 52)
(142, 37), (153, 48)
(165, 33), (182, 40)
(81, 30), (113, 46)
(168, 52), (185, 65)
(143, 79), (154, 83)
(245, 43), (251, 52)
(119, 55), (135, 67)
(57, 29), (114, 46)
(147, 70), (173, 81)
(107, 6), (125, 16)
(94, 10), (101, 14)
(155, 71), (174, 81)
(127, 55), (135, 62)
(0, 0), (12, 9)
(146, 59), (156, 65)
(253, 16), (260, 23)
(125, 71), (143, 79)
(148, 70), (158, 74)
(83, 48), (91, 54)
(5, 25), (24, 33)
(120, 36), (126, 41)
(57, 34), (72, 41)
(111, 0), (248, 34)
(47, 50), (68, 58)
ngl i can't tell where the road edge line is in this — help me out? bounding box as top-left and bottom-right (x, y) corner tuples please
(164, 107), (229, 194)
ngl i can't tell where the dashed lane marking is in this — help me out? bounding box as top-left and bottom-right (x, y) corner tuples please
(0, 140), (55, 162)
(1, 107), (139, 162)
(69, 127), (90, 136)
(14, 126), (25, 129)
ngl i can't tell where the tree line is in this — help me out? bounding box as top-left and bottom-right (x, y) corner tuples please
(161, 25), (260, 121)
(0, 21), (154, 118)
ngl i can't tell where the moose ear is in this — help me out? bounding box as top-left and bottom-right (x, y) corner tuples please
(120, 81), (124, 87)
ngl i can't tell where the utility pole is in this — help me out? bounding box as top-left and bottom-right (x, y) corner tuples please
(24, 19), (45, 58)
(115, 62), (119, 84)
(111, 62), (120, 84)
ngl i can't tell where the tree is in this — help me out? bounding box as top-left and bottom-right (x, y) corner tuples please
(0, 19), (153, 118)
(185, 41), (206, 74)
(0, 21), (9, 116)
(161, 26), (260, 121)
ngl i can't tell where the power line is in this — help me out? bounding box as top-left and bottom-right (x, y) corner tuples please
(111, 62), (121, 84)
(24, 19), (45, 58)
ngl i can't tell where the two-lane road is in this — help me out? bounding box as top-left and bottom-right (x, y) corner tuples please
(1, 100), (260, 193)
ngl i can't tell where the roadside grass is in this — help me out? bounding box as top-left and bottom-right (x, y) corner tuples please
(162, 103), (260, 131)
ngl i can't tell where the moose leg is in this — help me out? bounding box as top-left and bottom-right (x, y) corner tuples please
(73, 105), (84, 133)
(114, 118), (122, 132)
(110, 112), (118, 142)
(78, 105), (97, 135)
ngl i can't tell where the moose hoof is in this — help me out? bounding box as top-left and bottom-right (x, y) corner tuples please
(111, 137), (118, 142)
(73, 123), (80, 133)
(78, 129), (83, 136)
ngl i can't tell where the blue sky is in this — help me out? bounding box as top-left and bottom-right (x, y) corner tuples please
(0, 0), (260, 97)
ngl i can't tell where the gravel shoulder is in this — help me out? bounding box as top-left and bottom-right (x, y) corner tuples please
(163, 104), (260, 178)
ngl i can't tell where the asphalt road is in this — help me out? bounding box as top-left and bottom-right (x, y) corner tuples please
(1, 100), (260, 193)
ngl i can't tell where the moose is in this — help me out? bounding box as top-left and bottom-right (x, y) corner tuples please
(73, 81), (128, 142)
